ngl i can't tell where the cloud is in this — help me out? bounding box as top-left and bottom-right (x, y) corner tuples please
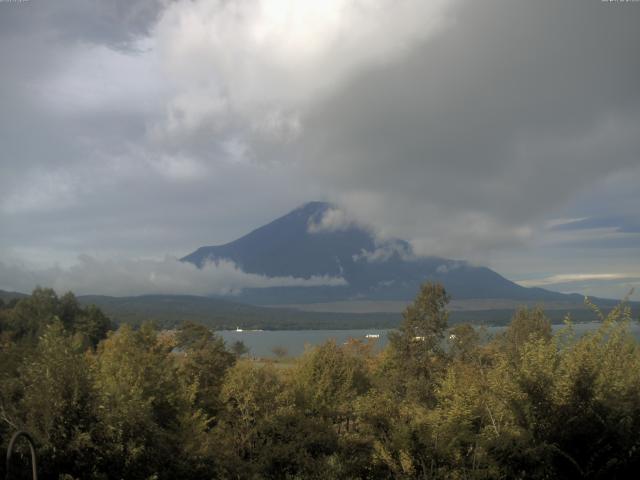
(0, 0), (639, 300)
(307, 206), (417, 263)
(517, 273), (640, 288)
(307, 207), (364, 234)
(516, 272), (640, 301)
(546, 218), (589, 229)
(353, 241), (415, 263)
(295, 0), (640, 257)
(0, 0), (168, 47)
(0, 256), (347, 297)
(536, 222), (640, 250)
(549, 216), (640, 234)
(151, 0), (451, 143)
(38, 41), (167, 117)
(435, 262), (464, 275)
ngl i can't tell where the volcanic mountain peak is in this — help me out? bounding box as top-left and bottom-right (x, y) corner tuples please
(182, 202), (575, 304)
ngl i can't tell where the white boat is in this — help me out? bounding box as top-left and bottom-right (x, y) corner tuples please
(235, 327), (243, 332)
(365, 333), (380, 339)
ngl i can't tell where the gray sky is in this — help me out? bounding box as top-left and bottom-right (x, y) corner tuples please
(1, 0), (639, 299)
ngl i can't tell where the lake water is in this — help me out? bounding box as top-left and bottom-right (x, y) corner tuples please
(218, 329), (391, 357)
(218, 322), (640, 358)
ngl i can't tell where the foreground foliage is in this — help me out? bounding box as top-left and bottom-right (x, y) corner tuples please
(1, 286), (640, 479)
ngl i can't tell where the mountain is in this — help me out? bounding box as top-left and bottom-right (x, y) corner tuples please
(78, 294), (616, 330)
(182, 202), (583, 305)
(2, 289), (608, 330)
(0, 289), (28, 303)
(77, 294), (400, 330)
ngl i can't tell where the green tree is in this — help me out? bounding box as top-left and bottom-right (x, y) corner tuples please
(448, 323), (481, 362)
(3, 288), (111, 347)
(479, 302), (640, 479)
(58, 291), (82, 330)
(384, 282), (450, 403)
(499, 305), (552, 362)
(5, 287), (60, 341)
(294, 340), (370, 429)
(12, 321), (98, 478)
(176, 321), (235, 417)
(92, 323), (207, 479)
(74, 304), (112, 349)
(216, 361), (338, 479)
(215, 361), (285, 477)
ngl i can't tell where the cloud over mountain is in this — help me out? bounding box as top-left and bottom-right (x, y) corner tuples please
(0, 255), (346, 297)
(0, 0), (638, 299)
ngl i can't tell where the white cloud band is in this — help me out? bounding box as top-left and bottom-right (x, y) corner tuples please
(0, 255), (347, 297)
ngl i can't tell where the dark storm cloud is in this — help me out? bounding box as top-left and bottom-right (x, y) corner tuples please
(298, 0), (640, 240)
(0, 0), (638, 297)
(0, 0), (168, 46)
(0, 1), (167, 199)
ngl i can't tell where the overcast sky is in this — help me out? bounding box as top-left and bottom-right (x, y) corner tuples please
(1, 0), (639, 299)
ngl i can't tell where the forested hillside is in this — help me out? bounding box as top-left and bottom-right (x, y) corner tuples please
(2, 285), (640, 479)
(77, 293), (402, 330)
(76, 293), (614, 330)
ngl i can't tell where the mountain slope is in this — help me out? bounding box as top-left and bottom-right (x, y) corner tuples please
(0, 289), (29, 303)
(78, 294), (401, 330)
(182, 202), (583, 304)
(182, 202), (374, 277)
(78, 293), (624, 330)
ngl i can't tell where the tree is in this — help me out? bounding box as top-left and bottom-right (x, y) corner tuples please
(499, 306), (552, 362)
(176, 321), (235, 417)
(215, 361), (285, 477)
(13, 321), (98, 478)
(384, 282), (450, 403)
(5, 287), (60, 340)
(448, 323), (481, 362)
(92, 323), (206, 479)
(400, 283), (450, 343)
(294, 340), (370, 429)
(74, 304), (112, 348)
(2, 288), (111, 347)
(58, 291), (82, 331)
(216, 360), (339, 478)
(57, 292), (112, 348)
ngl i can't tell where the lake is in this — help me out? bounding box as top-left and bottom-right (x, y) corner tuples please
(218, 321), (640, 358)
